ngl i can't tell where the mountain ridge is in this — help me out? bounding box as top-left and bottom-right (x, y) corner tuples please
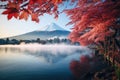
(8, 23), (70, 40)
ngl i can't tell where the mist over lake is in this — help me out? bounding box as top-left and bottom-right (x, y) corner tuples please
(0, 44), (92, 80)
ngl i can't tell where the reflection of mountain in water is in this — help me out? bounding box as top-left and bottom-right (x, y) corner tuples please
(0, 45), (91, 64)
(25, 50), (82, 64)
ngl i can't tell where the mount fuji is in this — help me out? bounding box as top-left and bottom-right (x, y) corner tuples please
(9, 23), (70, 40)
(38, 23), (66, 31)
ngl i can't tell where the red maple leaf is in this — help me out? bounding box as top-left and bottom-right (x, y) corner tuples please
(2, 8), (19, 20)
(1, 1), (20, 20)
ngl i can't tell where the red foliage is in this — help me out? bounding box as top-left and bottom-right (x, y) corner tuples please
(31, 13), (39, 23)
(19, 10), (29, 20)
(29, 0), (43, 5)
(2, 8), (19, 20)
(2, 1), (20, 20)
(65, 0), (120, 46)
(0, 0), (66, 22)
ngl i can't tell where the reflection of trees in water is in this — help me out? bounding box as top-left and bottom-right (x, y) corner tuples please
(21, 48), (82, 64)
(0, 47), (8, 53)
(5, 47), (8, 53)
(0, 47), (21, 53)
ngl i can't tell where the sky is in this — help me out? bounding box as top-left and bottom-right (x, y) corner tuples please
(0, 2), (74, 38)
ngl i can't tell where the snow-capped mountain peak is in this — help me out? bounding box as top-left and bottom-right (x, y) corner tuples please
(8, 22), (70, 40)
(39, 23), (66, 31)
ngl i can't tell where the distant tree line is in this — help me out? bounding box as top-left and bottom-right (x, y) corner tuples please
(0, 38), (80, 45)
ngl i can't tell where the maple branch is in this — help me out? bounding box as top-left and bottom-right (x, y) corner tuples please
(35, 1), (54, 15)
(20, 2), (29, 8)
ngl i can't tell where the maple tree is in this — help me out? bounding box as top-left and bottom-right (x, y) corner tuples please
(65, 0), (120, 46)
(65, 0), (120, 78)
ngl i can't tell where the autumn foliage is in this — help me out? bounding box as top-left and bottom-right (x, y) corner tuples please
(65, 0), (120, 46)
(0, 0), (64, 23)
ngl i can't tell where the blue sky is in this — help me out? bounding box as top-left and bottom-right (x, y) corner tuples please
(0, 2), (74, 38)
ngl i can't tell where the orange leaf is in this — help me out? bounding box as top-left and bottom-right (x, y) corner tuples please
(19, 11), (29, 20)
(31, 13), (39, 23)
(8, 1), (19, 9)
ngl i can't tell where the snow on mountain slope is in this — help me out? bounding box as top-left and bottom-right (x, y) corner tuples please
(38, 23), (67, 31)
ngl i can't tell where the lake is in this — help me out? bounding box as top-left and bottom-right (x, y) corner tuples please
(0, 44), (91, 80)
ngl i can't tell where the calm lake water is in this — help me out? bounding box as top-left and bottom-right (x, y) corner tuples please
(0, 44), (91, 80)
